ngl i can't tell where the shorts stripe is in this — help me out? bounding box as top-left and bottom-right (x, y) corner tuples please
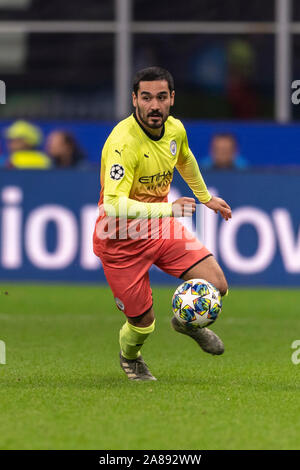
(179, 254), (213, 279)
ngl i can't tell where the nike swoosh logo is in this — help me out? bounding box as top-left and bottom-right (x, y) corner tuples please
(144, 154), (150, 158)
(115, 150), (122, 157)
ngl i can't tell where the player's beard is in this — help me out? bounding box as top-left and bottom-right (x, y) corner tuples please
(136, 103), (169, 130)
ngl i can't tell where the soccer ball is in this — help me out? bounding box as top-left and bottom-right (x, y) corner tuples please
(172, 278), (222, 329)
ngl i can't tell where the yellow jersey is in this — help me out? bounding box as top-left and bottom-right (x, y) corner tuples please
(99, 113), (211, 218)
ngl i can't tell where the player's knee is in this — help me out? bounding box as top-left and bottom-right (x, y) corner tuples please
(209, 264), (228, 296)
(128, 306), (155, 328)
(215, 278), (228, 297)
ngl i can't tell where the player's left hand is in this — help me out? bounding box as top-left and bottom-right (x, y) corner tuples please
(204, 196), (232, 221)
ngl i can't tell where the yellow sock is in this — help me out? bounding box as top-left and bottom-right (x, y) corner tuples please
(224, 289), (229, 297)
(119, 320), (155, 360)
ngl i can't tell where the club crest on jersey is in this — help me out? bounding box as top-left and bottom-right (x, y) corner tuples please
(110, 163), (125, 181)
(115, 297), (125, 311)
(170, 140), (177, 156)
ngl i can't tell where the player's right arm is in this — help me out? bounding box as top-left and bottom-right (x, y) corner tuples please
(103, 142), (173, 219)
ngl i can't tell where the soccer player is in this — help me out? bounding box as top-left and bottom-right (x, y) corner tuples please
(93, 67), (231, 381)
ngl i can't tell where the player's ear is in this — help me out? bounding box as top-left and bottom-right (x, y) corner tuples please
(170, 90), (175, 106)
(132, 91), (137, 107)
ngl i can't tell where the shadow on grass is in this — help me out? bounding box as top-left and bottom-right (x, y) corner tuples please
(1, 372), (300, 392)
(0, 373), (123, 389)
(164, 375), (300, 392)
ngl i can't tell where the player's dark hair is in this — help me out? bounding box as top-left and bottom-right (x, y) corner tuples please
(133, 67), (174, 95)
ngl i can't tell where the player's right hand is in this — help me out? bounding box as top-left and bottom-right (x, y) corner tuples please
(172, 197), (196, 217)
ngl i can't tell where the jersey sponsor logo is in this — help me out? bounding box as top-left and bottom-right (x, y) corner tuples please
(139, 170), (173, 184)
(110, 164), (125, 181)
(115, 297), (125, 311)
(170, 140), (177, 156)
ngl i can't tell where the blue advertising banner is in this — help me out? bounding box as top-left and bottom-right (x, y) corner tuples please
(1, 119), (300, 166)
(0, 169), (299, 286)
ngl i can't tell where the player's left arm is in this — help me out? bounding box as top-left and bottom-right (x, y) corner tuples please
(176, 131), (231, 221)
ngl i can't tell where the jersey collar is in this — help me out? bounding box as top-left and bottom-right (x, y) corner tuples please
(133, 112), (165, 141)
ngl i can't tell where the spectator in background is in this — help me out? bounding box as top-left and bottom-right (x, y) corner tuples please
(200, 133), (249, 170)
(4, 120), (51, 169)
(45, 130), (87, 168)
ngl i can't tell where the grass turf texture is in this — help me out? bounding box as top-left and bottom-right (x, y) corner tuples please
(0, 284), (299, 450)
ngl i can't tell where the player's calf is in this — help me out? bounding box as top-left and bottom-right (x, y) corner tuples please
(213, 278), (228, 297)
(119, 319), (155, 360)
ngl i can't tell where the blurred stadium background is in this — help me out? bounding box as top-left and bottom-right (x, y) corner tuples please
(0, 0), (299, 286)
(0, 0), (300, 451)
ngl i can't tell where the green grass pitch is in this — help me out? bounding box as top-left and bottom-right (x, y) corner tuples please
(0, 283), (299, 450)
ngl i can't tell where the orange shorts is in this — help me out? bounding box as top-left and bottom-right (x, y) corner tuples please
(93, 217), (211, 317)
